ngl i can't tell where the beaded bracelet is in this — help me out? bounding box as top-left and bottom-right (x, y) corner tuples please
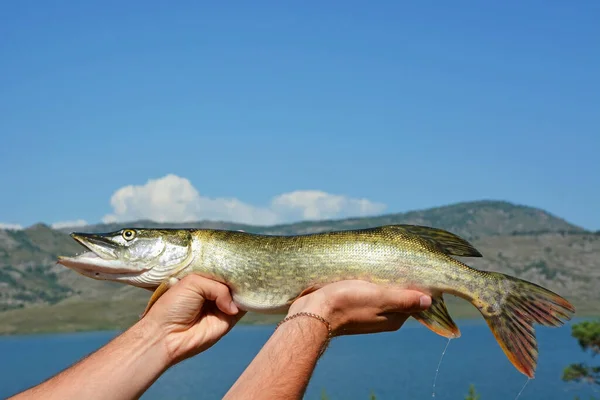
(276, 312), (333, 356)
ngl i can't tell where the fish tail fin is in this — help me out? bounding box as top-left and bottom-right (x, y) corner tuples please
(478, 272), (575, 378)
(413, 294), (461, 338)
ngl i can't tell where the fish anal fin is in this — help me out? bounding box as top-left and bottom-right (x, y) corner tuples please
(413, 295), (461, 338)
(387, 225), (483, 258)
(140, 277), (180, 319)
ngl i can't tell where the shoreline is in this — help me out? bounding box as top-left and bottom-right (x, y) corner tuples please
(1, 311), (598, 338)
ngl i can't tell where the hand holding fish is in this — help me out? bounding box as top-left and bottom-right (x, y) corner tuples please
(287, 279), (432, 336)
(8, 274), (246, 400)
(142, 274), (246, 366)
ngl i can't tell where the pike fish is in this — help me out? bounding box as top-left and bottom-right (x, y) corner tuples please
(57, 225), (575, 378)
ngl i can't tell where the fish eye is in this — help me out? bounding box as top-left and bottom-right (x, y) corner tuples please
(122, 229), (136, 241)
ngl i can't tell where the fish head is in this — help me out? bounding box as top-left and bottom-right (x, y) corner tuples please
(57, 229), (194, 288)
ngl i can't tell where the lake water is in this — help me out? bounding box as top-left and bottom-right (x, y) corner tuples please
(0, 319), (597, 399)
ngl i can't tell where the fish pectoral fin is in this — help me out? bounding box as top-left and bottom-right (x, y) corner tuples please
(389, 225), (483, 258)
(140, 277), (180, 319)
(412, 295), (461, 338)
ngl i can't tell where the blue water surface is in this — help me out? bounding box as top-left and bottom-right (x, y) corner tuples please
(0, 319), (597, 399)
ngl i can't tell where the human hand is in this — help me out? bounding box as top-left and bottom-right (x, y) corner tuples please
(287, 280), (431, 336)
(143, 274), (246, 365)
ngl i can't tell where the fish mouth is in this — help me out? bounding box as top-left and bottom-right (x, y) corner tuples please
(57, 232), (144, 275)
(71, 232), (118, 257)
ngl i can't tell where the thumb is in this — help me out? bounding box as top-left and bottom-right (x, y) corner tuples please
(382, 289), (432, 313)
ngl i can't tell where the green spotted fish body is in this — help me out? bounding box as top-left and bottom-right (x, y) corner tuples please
(58, 224), (575, 379)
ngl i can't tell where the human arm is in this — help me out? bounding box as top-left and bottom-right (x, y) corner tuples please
(223, 280), (431, 400)
(9, 275), (246, 400)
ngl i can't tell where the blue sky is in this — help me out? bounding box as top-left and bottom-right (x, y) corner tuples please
(1, 1), (598, 230)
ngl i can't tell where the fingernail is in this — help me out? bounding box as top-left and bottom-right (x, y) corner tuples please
(420, 295), (432, 309)
(229, 301), (239, 313)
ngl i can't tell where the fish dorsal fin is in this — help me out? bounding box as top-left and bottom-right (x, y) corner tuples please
(386, 225), (483, 257)
(413, 295), (461, 338)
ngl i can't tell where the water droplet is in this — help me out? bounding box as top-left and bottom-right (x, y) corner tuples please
(432, 338), (451, 398)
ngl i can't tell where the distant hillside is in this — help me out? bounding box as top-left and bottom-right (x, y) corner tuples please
(58, 200), (583, 238)
(0, 224), (124, 312)
(0, 200), (597, 335)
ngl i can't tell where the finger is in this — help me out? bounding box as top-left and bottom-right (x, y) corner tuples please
(379, 288), (432, 313)
(188, 309), (248, 350)
(338, 313), (410, 336)
(378, 312), (411, 331)
(225, 310), (247, 327)
(178, 274), (239, 315)
(190, 305), (247, 337)
(206, 304), (248, 328)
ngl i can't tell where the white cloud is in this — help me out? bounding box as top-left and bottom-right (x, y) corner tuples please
(51, 219), (89, 229)
(271, 190), (386, 221)
(103, 174), (203, 224)
(0, 223), (23, 230)
(102, 174), (386, 225)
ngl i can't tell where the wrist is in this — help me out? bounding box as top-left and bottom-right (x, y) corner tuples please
(288, 291), (339, 332)
(288, 291), (327, 316)
(276, 312), (331, 354)
(129, 317), (173, 370)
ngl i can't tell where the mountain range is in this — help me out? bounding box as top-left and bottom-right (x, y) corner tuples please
(1, 200), (598, 335)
